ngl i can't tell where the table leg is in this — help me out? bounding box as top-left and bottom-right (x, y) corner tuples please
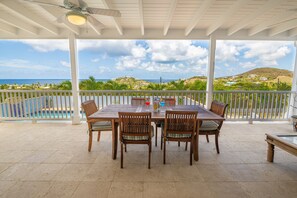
(112, 119), (118, 160)
(194, 121), (200, 161)
(267, 143), (274, 162)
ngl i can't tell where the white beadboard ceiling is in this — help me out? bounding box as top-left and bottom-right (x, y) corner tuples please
(1, 0), (297, 40)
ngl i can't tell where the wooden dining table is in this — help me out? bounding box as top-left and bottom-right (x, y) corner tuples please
(89, 104), (225, 161)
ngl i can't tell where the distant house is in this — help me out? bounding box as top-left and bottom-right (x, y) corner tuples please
(225, 81), (236, 86)
(248, 74), (257, 79)
(260, 77), (268, 81)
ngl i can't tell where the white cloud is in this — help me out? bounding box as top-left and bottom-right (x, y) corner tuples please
(239, 62), (257, 68)
(216, 41), (242, 62)
(91, 58), (100, 62)
(60, 61), (70, 67)
(116, 56), (142, 70)
(98, 66), (111, 73)
(147, 40), (208, 62)
(131, 46), (146, 58)
(0, 59), (52, 70)
(18, 40), (69, 52)
(216, 40), (293, 68)
(15, 40), (148, 58)
(115, 40), (208, 75)
(243, 41), (291, 66)
(77, 40), (147, 58)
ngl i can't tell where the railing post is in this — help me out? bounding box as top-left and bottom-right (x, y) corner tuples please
(289, 41), (297, 118)
(206, 35), (216, 109)
(69, 33), (81, 125)
(249, 93), (254, 124)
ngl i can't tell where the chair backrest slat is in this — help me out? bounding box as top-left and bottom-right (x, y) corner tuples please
(119, 112), (152, 137)
(210, 100), (228, 118)
(165, 110), (198, 135)
(81, 100), (98, 119)
(164, 98), (176, 106)
(131, 97), (146, 106)
(210, 100), (228, 129)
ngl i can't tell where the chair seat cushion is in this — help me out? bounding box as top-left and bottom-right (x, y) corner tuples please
(200, 121), (219, 131)
(92, 121), (112, 131)
(123, 126), (154, 141)
(166, 133), (192, 138)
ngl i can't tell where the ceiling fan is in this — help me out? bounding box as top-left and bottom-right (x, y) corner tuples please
(23, 0), (121, 28)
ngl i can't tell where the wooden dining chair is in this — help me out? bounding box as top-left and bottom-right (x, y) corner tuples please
(81, 100), (113, 152)
(157, 98), (176, 148)
(199, 100), (228, 154)
(131, 97), (145, 106)
(163, 110), (198, 165)
(118, 112), (153, 169)
(164, 98), (176, 106)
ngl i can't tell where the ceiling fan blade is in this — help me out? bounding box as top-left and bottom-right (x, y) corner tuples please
(87, 15), (105, 29)
(23, 0), (63, 8)
(63, 0), (76, 9)
(78, 0), (88, 10)
(86, 7), (121, 17)
(268, 17), (297, 28)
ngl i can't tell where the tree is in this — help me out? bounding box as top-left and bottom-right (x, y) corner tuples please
(166, 80), (187, 90)
(0, 84), (9, 90)
(102, 80), (129, 90)
(188, 80), (206, 90)
(271, 82), (291, 91)
(56, 80), (72, 90)
(79, 76), (103, 90)
(146, 83), (167, 90)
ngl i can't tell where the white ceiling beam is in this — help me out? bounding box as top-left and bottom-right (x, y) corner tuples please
(139, 0), (144, 35)
(101, 0), (123, 35)
(0, 12), (38, 35)
(40, 6), (80, 35)
(206, 0), (249, 36)
(289, 28), (297, 37)
(0, 28), (296, 40)
(269, 18), (297, 36)
(0, 21), (17, 35)
(0, 0), (59, 35)
(228, 0), (283, 36)
(249, 9), (294, 36)
(75, 28), (295, 41)
(185, 0), (215, 36)
(163, 0), (177, 36)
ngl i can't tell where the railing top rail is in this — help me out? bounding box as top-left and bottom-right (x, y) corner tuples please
(0, 89), (295, 94)
(79, 90), (207, 93)
(213, 90), (294, 94)
(0, 90), (72, 93)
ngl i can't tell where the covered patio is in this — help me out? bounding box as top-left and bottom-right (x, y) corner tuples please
(1, 0), (297, 197)
(0, 122), (297, 197)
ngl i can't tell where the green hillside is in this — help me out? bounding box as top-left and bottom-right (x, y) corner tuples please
(237, 67), (292, 80)
(219, 67), (293, 85)
(114, 76), (149, 89)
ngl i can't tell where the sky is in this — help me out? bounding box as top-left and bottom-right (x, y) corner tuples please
(0, 39), (295, 79)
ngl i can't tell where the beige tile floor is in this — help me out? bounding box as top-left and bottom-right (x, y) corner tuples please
(0, 121), (297, 198)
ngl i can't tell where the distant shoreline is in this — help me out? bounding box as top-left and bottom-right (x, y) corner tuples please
(0, 78), (178, 85)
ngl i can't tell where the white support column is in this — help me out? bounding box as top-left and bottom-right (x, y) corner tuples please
(206, 36), (216, 109)
(69, 33), (81, 124)
(289, 41), (297, 117)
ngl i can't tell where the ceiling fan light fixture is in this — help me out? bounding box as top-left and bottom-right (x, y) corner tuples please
(66, 11), (86, 25)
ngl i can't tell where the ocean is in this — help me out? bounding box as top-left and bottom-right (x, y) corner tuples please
(0, 79), (177, 85)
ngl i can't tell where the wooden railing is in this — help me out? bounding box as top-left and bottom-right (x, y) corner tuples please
(0, 90), (295, 121)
